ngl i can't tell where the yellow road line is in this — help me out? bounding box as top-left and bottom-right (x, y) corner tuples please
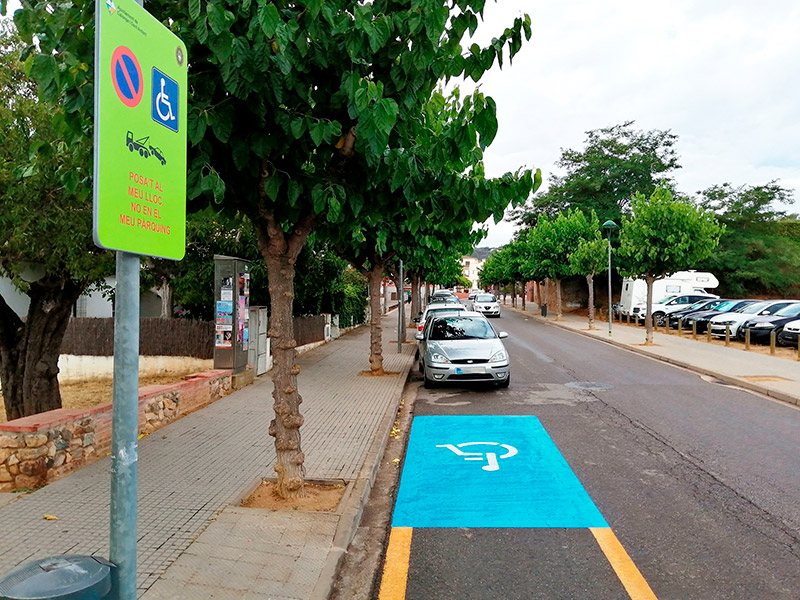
(378, 527), (413, 600)
(591, 527), (659, 600)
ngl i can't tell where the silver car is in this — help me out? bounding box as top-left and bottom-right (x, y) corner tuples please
(472, 293), (500, 317)
(416, 312), (510, 388)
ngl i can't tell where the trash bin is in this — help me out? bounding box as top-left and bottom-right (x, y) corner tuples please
(0, 555), (114, 600)
(541, 303), (548, 317)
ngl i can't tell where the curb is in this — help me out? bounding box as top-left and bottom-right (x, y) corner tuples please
(310, 352), (414, 600)
(534, 314), (800, 408)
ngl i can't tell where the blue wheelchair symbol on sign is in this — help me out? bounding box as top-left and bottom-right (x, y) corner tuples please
(151, 68), (179, 132)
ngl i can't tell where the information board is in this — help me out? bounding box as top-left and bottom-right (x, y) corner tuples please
(94, 0), (187, 259)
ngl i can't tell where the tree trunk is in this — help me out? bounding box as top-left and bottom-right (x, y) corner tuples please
(645, 275), (655, 345)
(511, 282), (516, 307)
(0, 276), (84, 420)
(555, 278), (563, 320)
(366, 263), (386, 374)
(157, 279), (173, 318)
(253, 209), (313, 500)
(521, 283), (526, 311)
(586, 274), (596, 330)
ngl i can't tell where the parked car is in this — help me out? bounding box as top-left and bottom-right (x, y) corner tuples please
(709, 300), (800, 339)
(472, 293), (501, 317)
(680, 299), (759, 333)
(416, 312), (510, 388)
(467, 289), (483, 301)
(618, 271), (719, 316)
(777, 319), (800, 347)
(739, 302), (800, 344)
(668, 298), (729, 328)
(431, 289), (457, 300)
(414, 303), (468, 332)
(428, 295), (461, 305)
(632, 292), (720, 326)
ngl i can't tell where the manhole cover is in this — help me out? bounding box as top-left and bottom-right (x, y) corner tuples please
(565, 381), (613, 391)
(740, 375), (791, 383)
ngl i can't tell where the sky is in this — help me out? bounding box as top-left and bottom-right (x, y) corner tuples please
(468, 1), (800, 246)
(5, 1), (799, 248)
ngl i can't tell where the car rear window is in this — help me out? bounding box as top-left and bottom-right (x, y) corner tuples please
(429, 317), (497, 340)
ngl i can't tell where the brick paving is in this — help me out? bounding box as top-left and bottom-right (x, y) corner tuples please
(0, 313), (414, 598)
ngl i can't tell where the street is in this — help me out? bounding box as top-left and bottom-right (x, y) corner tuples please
(381, 308), (800, 599)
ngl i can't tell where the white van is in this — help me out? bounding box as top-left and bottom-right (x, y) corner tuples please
(618, 271), (719, 316)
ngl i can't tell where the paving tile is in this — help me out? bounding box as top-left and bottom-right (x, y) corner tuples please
(0, 313), (414, 598)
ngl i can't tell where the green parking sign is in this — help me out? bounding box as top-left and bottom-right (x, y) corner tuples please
(94, 0), (187, 260)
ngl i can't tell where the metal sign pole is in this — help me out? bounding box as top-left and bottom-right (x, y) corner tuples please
(109, 250), (140, 600)
(397, 260), (404, 353)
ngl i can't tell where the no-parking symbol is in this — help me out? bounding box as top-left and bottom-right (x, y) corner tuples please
(110, 46), (143, 108)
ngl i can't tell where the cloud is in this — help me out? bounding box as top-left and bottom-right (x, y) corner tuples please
(472, 0), (800, 244)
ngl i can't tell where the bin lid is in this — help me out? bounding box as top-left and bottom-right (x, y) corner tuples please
(0, 555), (113, 600)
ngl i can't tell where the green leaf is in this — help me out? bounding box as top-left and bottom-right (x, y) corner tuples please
(374, 98), (398, 134)
(311, 184), (326, 213)
(188, 0), (201, 21)
(264, 173), (282, 201)
(206, 3), (229, 35)
(305, 0), (323, 17)
(291, 117), (306, 139)
(288, 179), (302, 206)
(210, 105), (235, 143)
(309, 121), (324, 146)
(258, 3), (280, 38)
(328, 196), (342, 222)
(28, 53), (57, 91)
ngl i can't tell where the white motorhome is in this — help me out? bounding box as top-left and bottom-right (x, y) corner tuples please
(618, 271), (719, 316)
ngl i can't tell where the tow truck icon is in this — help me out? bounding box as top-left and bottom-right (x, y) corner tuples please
(126, 131), (167, 166)
(436, 442), (518, 472)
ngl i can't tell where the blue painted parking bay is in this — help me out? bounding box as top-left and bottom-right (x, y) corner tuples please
(392, 415), (607, 529)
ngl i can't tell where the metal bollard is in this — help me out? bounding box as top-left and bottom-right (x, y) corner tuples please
(725, 325), (730, 346)
(770, 330), (776, 355)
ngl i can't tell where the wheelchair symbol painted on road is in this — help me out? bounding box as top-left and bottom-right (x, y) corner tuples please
(151, 68), (179, 132)
(436, 442), (518, 471)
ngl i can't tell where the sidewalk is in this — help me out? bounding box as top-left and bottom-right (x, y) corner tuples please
(505, 301), (800, 407)
(0, 312), (415, 599)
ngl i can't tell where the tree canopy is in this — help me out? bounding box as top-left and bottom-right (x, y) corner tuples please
(695, 182), (800, 297)
(0, 19), (112, 419)
(511, 121), (680, 227)
(618, 187), (723, 343)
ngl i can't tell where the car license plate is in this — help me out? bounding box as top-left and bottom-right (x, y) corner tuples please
(456, 366), (482, 374)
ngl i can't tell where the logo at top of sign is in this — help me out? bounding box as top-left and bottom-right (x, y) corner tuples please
(105, 0), (117, 14)
(110, 46), (143, 108)
(436, 442), (518, 472)
(152, 68), (179, 132)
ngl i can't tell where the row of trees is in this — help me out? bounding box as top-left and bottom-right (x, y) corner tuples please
(2, 2), (539, 497)
(506, 121), (800, 300)
(481, 187), (725, 344)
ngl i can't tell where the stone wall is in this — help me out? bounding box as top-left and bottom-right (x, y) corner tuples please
(0, 370), (232, 492)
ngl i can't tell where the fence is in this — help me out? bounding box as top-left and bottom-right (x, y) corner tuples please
(294, 315), (327, 347)
(61, 318), (214, 358)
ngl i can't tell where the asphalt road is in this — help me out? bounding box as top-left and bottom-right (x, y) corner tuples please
(387, 308), (800, 599)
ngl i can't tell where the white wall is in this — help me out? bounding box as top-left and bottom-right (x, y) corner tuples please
(57, 355), (214, 382)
